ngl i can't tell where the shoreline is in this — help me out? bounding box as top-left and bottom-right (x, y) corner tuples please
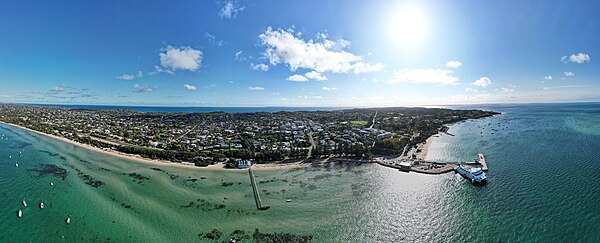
(414, 135), (438, 160)
(0, 121), (309, 171)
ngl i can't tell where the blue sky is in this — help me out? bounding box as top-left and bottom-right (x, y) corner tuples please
(0, 0), (599, 106)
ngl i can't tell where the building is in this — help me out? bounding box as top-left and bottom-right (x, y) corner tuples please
(399, 162), (412, 172)
(238, 160), (252, 169)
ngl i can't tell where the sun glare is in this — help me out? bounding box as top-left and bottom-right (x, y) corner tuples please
(388, 6), (429, 47)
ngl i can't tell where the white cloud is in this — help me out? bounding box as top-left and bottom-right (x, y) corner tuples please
(50, 86), (65, 94)
(184, 84), (197, 91)
(564, 53), (590, 64)
(248, 86), (264, 91)
(133, 84), (157, 93)
(299, 95), (323, 99)
(544, 75), (553, 80)
(116, 74), (136, 80)
(259, 27), (384, 74)
(473, 77), (492, 88)
(159, 46), (202, 72)
(500, 87), (514, 93)
(219, 0), (244, 19)
(388, 68), (459, 85)
(205, 32), (225, 46)
(564, 71), (575, 77)
(446, 60), (462, 69)
(352, 62), (385, 73)
(250, 63), (269, 71)
(235, 51), (245, 61)
(561, 56), (568, 62)
(304, 71), (328, 81)
(322, 86), (337, 91)
(286, 74), (309, 82)
(117, 71), (143, 80)
(465, 87), (477, 93)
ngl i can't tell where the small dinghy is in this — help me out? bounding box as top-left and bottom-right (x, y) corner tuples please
(15, 163), (19, 167)
(66, 217), (71, 224)
(40, 201), (45, 209)
(18, 210), (22, 218)
(50, 182), (54, 186)
(22, 200), (27, 207)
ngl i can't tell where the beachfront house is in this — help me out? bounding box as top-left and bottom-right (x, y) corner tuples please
(237, 160), (252, 169)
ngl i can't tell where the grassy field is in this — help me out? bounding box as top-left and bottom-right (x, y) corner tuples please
(350, 120), (368, 125)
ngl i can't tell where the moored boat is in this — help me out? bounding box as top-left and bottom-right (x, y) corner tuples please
(40, 201), (44, 209)
(18, 210), (22, 218)
(22, 200), (27, 207)
(455, 164), (487, 183)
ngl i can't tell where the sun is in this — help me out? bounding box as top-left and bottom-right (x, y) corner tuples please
(387, 6), (429, 47)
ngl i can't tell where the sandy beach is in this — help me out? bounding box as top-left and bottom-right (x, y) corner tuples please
(0, 121), (308, 171)
(414, 134), (438, 160)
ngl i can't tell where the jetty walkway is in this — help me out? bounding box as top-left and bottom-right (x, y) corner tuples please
(248, 168), (270, 210)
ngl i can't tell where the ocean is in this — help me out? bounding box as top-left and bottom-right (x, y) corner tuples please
(26, 104), (344, 113)
(1, 103), (599, 242)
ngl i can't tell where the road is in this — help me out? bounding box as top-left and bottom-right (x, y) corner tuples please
(369, 111), (378, 129)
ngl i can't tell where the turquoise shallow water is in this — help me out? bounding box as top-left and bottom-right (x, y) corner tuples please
(1, 103), (600, 242)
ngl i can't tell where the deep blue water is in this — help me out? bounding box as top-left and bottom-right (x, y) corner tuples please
(25, 104), (344, 113)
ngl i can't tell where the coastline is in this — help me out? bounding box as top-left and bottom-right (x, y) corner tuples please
(0, 121), (308, 171)
(414, 135), (437, 161)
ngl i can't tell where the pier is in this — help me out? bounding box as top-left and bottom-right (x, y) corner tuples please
(376, 153), (489, 175)
(477, 153), (488, 171)
(248, 168), (270, 210)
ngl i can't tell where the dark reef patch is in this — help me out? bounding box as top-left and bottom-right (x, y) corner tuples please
(81, 174), (105, 188)
(198, 228), (313, 242)
(39, 150), (60, 157)
(27, 164), (67, 180)
(128, 173), (150, 182)
(221, 181), (234, 187)
(9, 141), (31, 149)
(182, 199), (226, 211)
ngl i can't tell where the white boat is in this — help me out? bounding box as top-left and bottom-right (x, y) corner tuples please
(286, 199), (292, 203)
(66, 217), (71, 224)
(40, 201), (44, 209)
(22, 200), (27, 207)
(15, 163), (19, 167)
(50, 182), (54, 186)
(18, 210), (22, 218)
(455, 164), (487, 183)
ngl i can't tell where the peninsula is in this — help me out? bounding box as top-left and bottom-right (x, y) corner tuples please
(0, 104), (498, 168)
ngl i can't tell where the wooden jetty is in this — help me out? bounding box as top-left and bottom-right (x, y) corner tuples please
(477, 153), (488, 171)
(248, 168), (270, 210)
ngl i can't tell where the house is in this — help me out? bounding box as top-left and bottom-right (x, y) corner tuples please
(238, 160), (252, 168)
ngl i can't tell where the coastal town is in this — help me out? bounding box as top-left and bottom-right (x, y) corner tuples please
(0, 104), (498, 168)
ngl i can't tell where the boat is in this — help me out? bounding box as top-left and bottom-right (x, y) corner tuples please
(18, 210), (22, 218)
(66, 217), (71, 224)
(15, 163), (19, 167)
(455, 164), (487, 183)
(286, 199), (292, 203)
(40, 201), (44, 209)
(22, 200), (27, 207)
(50, 182), (54, 186)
